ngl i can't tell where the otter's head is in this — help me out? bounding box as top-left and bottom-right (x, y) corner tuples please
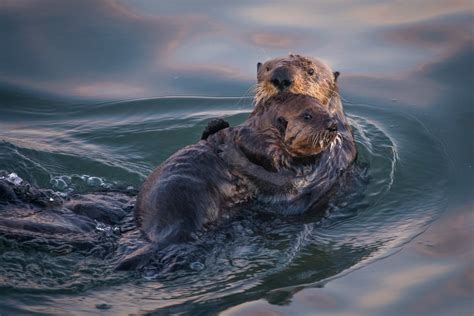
(268, 93), (339, 157)
(255, 54), (340, 109)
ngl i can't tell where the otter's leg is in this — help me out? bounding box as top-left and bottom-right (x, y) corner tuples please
(201, 118), (230, 140)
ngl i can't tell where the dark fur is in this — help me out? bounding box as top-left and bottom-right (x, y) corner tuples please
(223, 93), (356, 213)
(0, 175), (133, 240)
(123, 93), (354, 269)
(201, 118), (229, 140)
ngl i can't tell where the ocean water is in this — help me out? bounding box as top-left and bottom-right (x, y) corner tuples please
(0, 1), (472, 315)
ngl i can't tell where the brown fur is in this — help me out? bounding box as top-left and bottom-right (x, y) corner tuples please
(120, 94), (339, 269)
(255, 54), (344, 121)
(230, 93), (338, 171)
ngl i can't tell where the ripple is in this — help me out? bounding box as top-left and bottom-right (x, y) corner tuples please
(0, 98), (450, 313)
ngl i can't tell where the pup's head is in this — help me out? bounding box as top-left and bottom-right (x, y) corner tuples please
(267, 93), (339, 157)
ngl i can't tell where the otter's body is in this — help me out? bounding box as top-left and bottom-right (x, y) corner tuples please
(246, 54), (357, 210)
(129, 94), (342, 269)
(126, 54), (357, 269)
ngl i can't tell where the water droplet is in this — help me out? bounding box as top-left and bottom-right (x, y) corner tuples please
(50, 177), (68, 190)
(87, 176), (103, 187)
(190, 261), (204, 271)
(95, 303), (112, 310)
(143, 270), (159, 280)
(1, 172), (23, 185)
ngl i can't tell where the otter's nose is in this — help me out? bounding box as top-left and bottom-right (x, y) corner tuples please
(326, 119), (338, 132)
(271, 67), (293, 91)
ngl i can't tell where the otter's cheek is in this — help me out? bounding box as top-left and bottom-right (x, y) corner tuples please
(255, 81), (278, 104)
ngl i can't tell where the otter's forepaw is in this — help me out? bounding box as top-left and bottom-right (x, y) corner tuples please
(201, 119), (230, 140)
(218, 144), (249, 169)
(268, 148), (291, 171)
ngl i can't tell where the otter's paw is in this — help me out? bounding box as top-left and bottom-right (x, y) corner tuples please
(201, 118), (230, 140)
(218, 144), (250, 169)
(268, 147), (290, 171)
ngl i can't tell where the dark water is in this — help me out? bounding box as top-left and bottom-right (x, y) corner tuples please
(0, 1), (472, 315)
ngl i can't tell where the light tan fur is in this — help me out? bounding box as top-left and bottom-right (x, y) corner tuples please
(255, 54), (343, 119)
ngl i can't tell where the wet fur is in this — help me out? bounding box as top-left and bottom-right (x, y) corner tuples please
(233, 93), (356, 212)
(128, 54), (357, 269)
(126, 94), (340, 269)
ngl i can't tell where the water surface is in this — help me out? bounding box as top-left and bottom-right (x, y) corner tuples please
(0, 1), (472, 315)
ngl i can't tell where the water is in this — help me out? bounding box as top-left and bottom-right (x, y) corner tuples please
(0, 1), (472, 315)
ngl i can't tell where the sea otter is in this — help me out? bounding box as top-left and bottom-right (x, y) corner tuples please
(118, 94), (339, 269)
(123, 55), (357, 269)
(200, 54), (356, 210)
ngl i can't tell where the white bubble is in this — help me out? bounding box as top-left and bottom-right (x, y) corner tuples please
(87, 177), (103, 187)
(1, 172), (23, 185)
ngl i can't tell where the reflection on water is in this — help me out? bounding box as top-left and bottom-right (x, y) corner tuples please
(0, 0), (472, 315)
(0, 95), (452, 314)
(1, 1), (472, 99)
(226, 205), (473, 316)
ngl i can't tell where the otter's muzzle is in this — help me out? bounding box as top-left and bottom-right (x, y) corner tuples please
(271, 67), (293, 91)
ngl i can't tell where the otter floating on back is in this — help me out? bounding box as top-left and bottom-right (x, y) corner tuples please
(119, 93), (343, 269)
(120, 54), (357, 269)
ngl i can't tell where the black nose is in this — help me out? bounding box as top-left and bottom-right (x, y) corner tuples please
(326, 119), (338, 132)
(271, 67), (293, 91)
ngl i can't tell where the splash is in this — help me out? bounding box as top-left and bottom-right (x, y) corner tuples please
(0, 172), (23, 185)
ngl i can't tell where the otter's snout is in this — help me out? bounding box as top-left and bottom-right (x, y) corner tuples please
(271, 67), (293, 91)
(325, 119), (338, 132)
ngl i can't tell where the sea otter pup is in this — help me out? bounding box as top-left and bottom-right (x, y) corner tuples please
(118, 94), (339, 269)
(223, 92), (356, 213)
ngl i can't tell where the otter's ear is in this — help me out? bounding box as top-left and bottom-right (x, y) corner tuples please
(333, 71), (340, 82)
(257, 62), (262, 71)
(276, 116), (288, 136)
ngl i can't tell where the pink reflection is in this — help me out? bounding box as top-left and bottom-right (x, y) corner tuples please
(238, 0), (471, 27)
(246, 32), (303, 48)
(413, 205), (474, 258)
(74, 82), (146, 98)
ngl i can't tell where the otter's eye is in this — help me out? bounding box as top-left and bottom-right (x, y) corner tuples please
(266, 66), (270, 72)
(303, 113), (312, 120)
(307, 68), (315, 75)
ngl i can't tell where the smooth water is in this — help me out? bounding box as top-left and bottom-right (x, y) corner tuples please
(0, 1), (472, 315)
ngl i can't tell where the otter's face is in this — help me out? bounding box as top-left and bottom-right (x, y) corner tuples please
(270, 94), (338, 157)
(256, 54), (339, 107)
